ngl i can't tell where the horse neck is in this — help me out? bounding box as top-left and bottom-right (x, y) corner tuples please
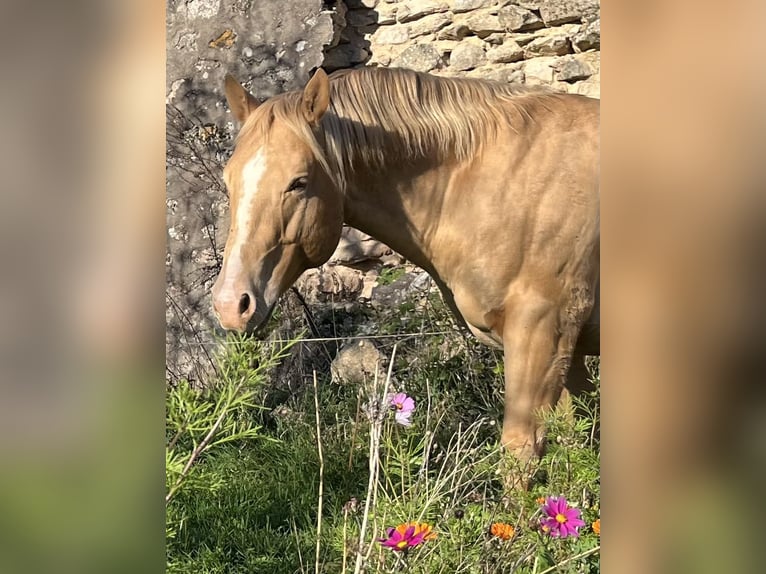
(340, 158), (452, 274)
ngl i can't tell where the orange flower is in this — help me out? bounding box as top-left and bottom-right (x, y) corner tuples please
(490, 522), (515, 540)
(536, 497), (546, 505)
(413, 522), (438, 541)
(592, 519), (600, 536)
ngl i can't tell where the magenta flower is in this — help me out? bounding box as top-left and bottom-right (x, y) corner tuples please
(389, 392), (415, 426)
(378, 522), (436, 551)
(540, 496), (586, 538)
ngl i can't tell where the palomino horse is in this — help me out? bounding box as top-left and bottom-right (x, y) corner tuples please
(211, 67), (599, 461)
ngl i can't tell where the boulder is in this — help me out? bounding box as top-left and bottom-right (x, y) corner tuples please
(538, 0), (599, 26)
(554, 53), (597, 82)
(331, 340), (388, 384)
(324, 44), (370, 71)
(522, 56), (558, 84)
(498, 6), (544, 32)
(330, 228), (397, 265)
(391, 44), (443, 72)
(463, 11), (505, 38)
(523, 34), (572, 57)
(451, 0), (494, 12)
(408, 13), (453, 37)
(572, 18), (600, 52)
(372, 25), (411, 45)
(449, 41), (486, 71)
(396, 0), (449, 23)
(486, 40), (524, 63)
(436, 22), (471, 40)
(466, 64), (525, 83)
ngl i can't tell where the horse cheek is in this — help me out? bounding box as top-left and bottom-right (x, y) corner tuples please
(303, 200), (342, 266)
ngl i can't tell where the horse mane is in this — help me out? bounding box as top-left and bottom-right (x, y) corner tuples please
(239, 66), (561, 189)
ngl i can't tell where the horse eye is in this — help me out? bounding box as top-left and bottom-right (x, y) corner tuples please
(287, 176), (308, 192)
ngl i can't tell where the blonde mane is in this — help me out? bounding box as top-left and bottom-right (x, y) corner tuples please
(239, 67), (561, 189)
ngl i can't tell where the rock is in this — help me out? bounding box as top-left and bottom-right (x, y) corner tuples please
(449, 41), (485, 71)
(368, 49), (394, 66)
(523, 35), (571, 57)
(508, 31), (540, 46)
(432, 40), (460, 56)
(329, 0), (348, 47)
(483, 33), (506, 45)
(523, 56), (558, 84)
(331, 340), (388, 384)
(340, 25), (366, 46)
(569, 73), (599, 98)
(573, 50), (600, 73)
(396, 0), (449, 23)
(498, 6), (544, 31)
(486, 40), (524, 63)
(409, 270), (433, 292)
(298, 265), (365, 304)
(436, 22), (471, 40)
(408, 13), (452, 37)
(370, 271), (420, 309)
(372, 25), (411, 45)
(330, 228), (395, 265)
(554, 54), (593, 82)
(466, 64), (525, 84)
(178, 0), (221, 20)
(346, 0), (379, 7)
(451, 0), (493, 12)
(538, 0), (598, 26)
(463, 11), (504, 38)
(391, 44), (443, 72)
(347, 9), (378, 27)
(516, 0), (541, 8)
(324, 44), (370, 71)
(572, 18), (600, 52)
(375, 2), (399, 25)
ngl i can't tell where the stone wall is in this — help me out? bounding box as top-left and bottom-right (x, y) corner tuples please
(165, 0), (600, 382)
(325, 0), (600, 97)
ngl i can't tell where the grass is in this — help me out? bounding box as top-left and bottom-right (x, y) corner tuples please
(166, 288), (600, 573)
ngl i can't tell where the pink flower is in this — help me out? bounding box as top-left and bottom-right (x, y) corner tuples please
(540, 496), (586, 538)
(378, 522), (436, 551)
(389, 392), (415, 426)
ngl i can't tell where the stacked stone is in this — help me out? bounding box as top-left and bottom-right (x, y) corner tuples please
(324, 0), (600, 98)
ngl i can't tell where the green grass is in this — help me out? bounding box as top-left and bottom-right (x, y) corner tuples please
(167, 291), (600, 573)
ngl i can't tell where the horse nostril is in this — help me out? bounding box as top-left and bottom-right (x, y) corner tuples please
(238, 292), (252, 317)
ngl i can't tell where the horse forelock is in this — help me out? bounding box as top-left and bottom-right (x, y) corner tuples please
(236, 67), (560, 191)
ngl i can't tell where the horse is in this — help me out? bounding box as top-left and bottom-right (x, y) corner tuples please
(211, 66), (599, 462)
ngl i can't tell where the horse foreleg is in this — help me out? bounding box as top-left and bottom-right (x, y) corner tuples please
(500, 291), (589, 463)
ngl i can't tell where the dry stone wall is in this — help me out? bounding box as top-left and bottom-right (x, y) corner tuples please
(325, 0), (600, 97)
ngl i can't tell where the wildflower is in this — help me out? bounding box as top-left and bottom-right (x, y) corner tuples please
(592, 518), (600, 536)
(536, 496), (546, 505)
(540, 496), (586, 539)
(378, 522), (436, 551)
(490, 522), (515, 540)
(389, 392), (415, 426)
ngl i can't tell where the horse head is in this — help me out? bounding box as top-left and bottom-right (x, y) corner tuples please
(211, 70), (343, 333)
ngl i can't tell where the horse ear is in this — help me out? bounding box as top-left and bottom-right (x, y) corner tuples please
(301, 68), (330, 126)
(224, 74), (259, 124)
